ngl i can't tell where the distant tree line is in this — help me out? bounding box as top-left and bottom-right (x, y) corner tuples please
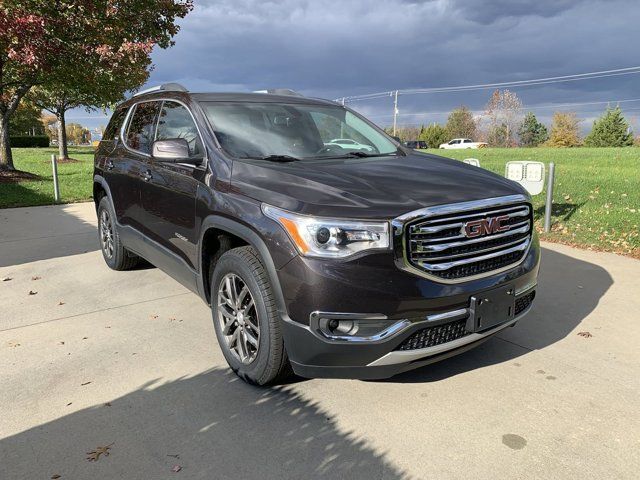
(390, 89), (638, 148)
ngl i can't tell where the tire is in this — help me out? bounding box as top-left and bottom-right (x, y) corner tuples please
(210, 246), (292, 385)
(97, 196), (140, 271)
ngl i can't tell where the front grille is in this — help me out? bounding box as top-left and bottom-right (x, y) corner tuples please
(395, 319), (470, 351)
(515, 290), (536, 315)
(406, 201), (532, 281)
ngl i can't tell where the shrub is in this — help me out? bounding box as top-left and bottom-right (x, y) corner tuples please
(9, 136), (50, 148)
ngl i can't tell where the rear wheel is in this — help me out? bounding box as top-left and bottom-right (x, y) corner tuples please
(211, 246), (292, 385)
(97, 196), (139, 270)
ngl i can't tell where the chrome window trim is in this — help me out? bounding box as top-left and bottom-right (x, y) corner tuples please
(392, 194), (532, 284)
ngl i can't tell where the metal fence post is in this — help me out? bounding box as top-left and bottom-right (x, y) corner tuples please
(51, 154), (60, 202)
(544, 162), (555, 233)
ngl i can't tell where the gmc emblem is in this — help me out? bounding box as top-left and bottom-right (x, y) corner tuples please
(464, 215), (511, 238)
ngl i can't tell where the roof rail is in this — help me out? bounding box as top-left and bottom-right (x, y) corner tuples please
(133, 82), (188, 97)
(253, 88), (304, 97)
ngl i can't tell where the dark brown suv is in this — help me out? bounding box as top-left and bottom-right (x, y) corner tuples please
(94, 83), (539, 385)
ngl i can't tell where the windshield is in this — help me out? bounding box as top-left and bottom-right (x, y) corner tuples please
(201, 102), (399, 160)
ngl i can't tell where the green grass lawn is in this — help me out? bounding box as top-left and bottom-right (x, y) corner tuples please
(1, 146), (639, 257)
(0, 147), (95, 209)
(423, 147), (640, 258)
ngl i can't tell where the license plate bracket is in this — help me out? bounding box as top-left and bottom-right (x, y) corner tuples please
(468, 284), (516, 332)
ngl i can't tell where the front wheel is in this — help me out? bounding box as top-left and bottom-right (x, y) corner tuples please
(210, 246), (292, 385)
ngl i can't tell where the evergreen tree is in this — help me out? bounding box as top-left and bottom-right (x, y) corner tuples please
(419, 123), (448, 148)
(518, 112), (548, 147)
(584, 106), (633, 147)
(445, 106), (477, 140)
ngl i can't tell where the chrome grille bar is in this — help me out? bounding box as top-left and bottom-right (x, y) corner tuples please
(419, 237), (530, 270)
(394, 195), (533, 283)
(412, 205), (530, 230)
(413, 222), (530, 251)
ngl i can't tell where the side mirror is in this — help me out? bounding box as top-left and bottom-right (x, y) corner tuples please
(152, 138), (190, 161)
(391, 135), (401, 143)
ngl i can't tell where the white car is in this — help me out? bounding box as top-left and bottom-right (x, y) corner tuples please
(439, 138), (488, 149)
(326, 138), (374, 152)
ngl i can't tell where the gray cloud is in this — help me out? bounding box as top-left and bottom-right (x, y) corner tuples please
(79, 0), (640, 131)
(447, 0), (584, 24)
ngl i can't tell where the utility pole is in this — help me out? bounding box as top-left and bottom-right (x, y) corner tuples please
(392, 90), (399, 136)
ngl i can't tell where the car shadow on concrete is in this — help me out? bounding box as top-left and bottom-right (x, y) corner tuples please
(0, 200), (99, 267)
(0, 369), (410, 479)
(382, 246), (613, 383)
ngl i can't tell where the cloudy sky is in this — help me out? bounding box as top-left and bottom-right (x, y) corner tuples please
(71, 0), (640, 132)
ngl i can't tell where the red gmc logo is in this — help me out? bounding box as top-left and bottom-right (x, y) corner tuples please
(464, 215), (511, 238)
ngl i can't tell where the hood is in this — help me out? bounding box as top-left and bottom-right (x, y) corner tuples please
(230, 152), (527, 219)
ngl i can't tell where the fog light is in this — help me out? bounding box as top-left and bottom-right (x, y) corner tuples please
(311, 311), (411, 343)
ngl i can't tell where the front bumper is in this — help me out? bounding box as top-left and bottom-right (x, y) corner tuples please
(277, 234), (540, 379)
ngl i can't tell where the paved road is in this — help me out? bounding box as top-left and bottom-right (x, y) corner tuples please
(1, 202), (639, 479)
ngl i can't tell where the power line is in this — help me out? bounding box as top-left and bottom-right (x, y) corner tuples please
(337, 66), (640, 103)
(365, 97), (640, 119)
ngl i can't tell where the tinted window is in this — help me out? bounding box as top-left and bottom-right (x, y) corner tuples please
(156, 101), (203, 158)
(202, 102), (397, 160)
(126, 102), (160, 154)
(103, 108), (128, 141)
(463, 139), (472, 143)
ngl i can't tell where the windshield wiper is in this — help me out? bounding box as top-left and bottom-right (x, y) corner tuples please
(328, 151), (398, 159)
(246, 154), (300, 163)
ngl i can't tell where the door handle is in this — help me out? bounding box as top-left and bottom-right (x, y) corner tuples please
(141, 170), (153, 182)
(105, 159), (115, 170)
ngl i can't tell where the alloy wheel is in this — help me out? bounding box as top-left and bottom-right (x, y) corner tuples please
(99, 209), (114, 259)
(217, 273), (260, 364)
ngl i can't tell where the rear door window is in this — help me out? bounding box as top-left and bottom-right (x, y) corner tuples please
(125, 102), (161, 155)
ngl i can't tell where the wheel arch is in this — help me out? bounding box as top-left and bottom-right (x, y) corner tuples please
(198, 216), (289, 317)
(93, 174), (114, 212)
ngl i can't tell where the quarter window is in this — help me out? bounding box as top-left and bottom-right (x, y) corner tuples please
(126, 102), (160, 154)
(103, 108), (128, 141)
(156, 101), (203, 158)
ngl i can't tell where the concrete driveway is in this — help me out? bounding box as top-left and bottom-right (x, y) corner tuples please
(1, 202), (639, 479)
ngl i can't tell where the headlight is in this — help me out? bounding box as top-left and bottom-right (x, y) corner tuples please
(262, 204), (390, 258)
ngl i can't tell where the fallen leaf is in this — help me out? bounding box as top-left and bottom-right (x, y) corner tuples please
(82, 337), (88, 340)
(81, 381), (92, 386)
(66, 402), (72, 406)
(58, 301), (65, 306)
(104, 402), (112, 407)
(31, 276), (41, 281)
(171, 465), (182, 473)
(59, 341), (65, 345)
(577, 331), (593, 338)
(28, 290), (38, 295)
(86, 443), (113, 462)
(167, 454), (180, 459)
(2, 277), (13, 281)
(51, 475), (61, 479)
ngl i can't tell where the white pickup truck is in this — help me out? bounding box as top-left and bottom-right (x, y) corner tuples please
(439, 138), (488, 149)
